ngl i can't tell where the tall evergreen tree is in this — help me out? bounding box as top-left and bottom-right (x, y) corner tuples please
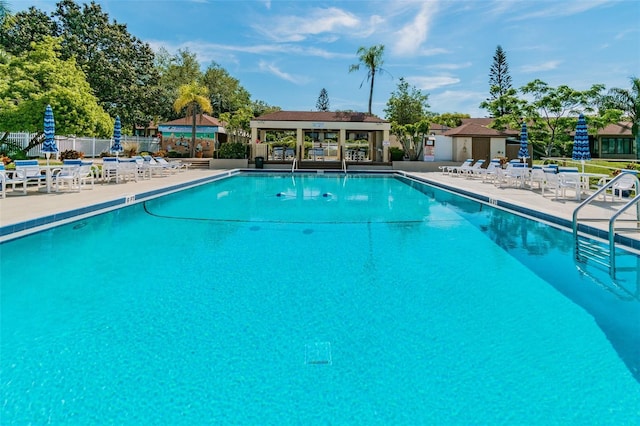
(316, 88), (330, 111)
(480, 45), (517, 118)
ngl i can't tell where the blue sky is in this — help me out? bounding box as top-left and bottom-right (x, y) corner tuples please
(15, 0), (640, 118)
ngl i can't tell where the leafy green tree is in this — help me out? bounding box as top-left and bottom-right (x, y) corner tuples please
(0, 36), (112, 154)
(173, 82), (212, 157)
(384, 77), (430, 160)
(0, 1), (8, 24)
(202, 62), (251, 117)
(480, 45), (519, 119)
(0, 6), (58, 55)
(384, 77), (429, 125)
(599, 77), (640, 158)
(53, 0), (161, 133)
(430, 113), (470, 129)
(158, 48), (203, 121)
(519, 79), (604, 156)
(349, 44), (386, 115)
(220, 106), (254, 143)
(251, 100), (280, 117)
(316, 88), (330, 111)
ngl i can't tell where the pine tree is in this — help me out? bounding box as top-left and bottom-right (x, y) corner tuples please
(316, 88), (330, 111)
(480, 45), (515, 118)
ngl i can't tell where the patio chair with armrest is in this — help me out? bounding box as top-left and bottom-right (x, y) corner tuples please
(102, 157), (119, 183)
(529, 166), (547, 193)
(542, 167), (579, 200)
(53, 159), (82, 192)
(14, 160), (47, 189)
(604, 171), (639, 201)
(0, 164), (28, 197)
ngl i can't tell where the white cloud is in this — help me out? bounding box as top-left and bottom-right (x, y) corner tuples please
(509, 0), (612, 21)
(429, 62), (472, 70)
(409, 76), (460, 90)
(393, 2), (439, 56)
(258, 60), (307, 84)
(521, 61), (562, 73)
(256, 7), (360, 42)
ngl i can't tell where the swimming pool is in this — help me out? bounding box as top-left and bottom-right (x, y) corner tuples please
(1, 173), (639, 424)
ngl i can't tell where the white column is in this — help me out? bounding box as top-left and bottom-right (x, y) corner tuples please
(297, 128), (304, 161)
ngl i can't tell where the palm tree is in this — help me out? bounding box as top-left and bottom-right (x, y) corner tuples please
(349, 45), (386, 115)
(601, 77), (640, 158)
(173, 82), (213, 157)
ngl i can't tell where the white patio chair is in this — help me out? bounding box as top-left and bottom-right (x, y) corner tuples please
(102, 157), (119, 183)
(604, 172), (638, 201)
(14, 160), (47, 189)
(0, 164), (28, 197)
(54, 164), (81, 192)
(134, 156), (152, 180)
(78, 161), (95, 189)
(543, 168), (579, 200)
(529, 166), (547, 192)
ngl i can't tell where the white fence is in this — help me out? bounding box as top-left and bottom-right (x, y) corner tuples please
(3, 132), (161, 158)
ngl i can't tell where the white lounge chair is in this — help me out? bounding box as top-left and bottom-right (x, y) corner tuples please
(141, 155), (170, 177)
(475, 159), (502, 182)
(439, 159), (473, 175)
(462, 159), (485, 177)
(154, 156), (185, 173)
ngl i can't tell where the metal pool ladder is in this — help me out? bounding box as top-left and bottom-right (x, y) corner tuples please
(572, 172), (640, 278)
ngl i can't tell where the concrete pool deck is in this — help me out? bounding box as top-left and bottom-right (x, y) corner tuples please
(1, 168), (638, 246)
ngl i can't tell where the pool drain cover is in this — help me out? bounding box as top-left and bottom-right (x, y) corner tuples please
(305, 342), (332, 365)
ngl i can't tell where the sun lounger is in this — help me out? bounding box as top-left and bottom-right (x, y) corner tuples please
(439, 159), (473, 175)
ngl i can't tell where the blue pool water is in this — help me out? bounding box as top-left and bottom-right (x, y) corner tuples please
(1, 173), (639, 424)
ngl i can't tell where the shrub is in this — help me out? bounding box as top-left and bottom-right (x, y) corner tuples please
(389, 147), (404, 161)
(218, 142), (247, 159)
(60, 149), (84, 160)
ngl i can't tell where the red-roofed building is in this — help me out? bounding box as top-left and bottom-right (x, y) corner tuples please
(443, 118), (520, 163)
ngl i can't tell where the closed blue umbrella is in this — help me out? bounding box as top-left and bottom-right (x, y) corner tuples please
(572, 113), (591, 172)
(42, 104), (58, 165)
(518, 121), (529, 164)
(110, 116), (123, 157)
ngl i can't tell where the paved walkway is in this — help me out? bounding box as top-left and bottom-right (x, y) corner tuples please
(1, 169), (638, 244)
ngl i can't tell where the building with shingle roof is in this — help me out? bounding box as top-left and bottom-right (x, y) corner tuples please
(250, 111), (391, 162)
